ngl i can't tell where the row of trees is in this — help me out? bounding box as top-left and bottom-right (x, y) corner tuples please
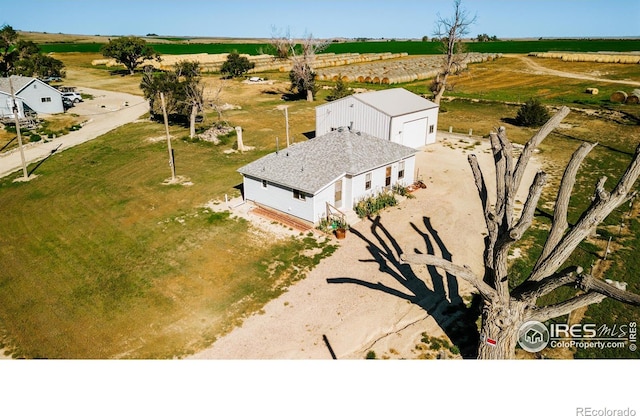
(0, 25), (65, 78)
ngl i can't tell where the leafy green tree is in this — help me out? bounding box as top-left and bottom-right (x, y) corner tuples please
(220, 52), (255, 78)
(140, 61), (205, 137)
(0, 25), (65, 78)
(101, 36), (159, 75)
(0, 24), (19, 76)
(515, 98), (550, 127)
(326, 76), (353, 101)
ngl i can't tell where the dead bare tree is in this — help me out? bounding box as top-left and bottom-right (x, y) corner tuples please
(210, 80), (227, 125)
(289, 33), (329, 102)
(431, 0), (476, 105)
(175, 61), (205, 139)
(269, 26), (294, 60)
(403, 107), (640, 359)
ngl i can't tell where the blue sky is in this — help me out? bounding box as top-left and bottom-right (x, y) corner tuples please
(2, 0), (639, 39)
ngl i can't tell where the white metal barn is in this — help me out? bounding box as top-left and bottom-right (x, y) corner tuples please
(0, 76), (64, 118)
(237, 128), (418, 225)
(315, 87), (439, 149)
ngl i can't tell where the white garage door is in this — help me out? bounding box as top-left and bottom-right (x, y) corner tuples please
(402, 117), (428, 148)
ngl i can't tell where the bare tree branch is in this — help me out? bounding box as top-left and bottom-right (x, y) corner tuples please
(513, 106), (570, 192)
(508, 170), (547, 242)
(400, 253), (496, 301)
(512, 266), (582, 302)
(536, 142), (597, 269)
(577, 274), (640, 306)
(528, 292), (607, 322)
(530, 143), (640, 281)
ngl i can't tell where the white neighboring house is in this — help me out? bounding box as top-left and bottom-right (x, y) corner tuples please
(237, 128), (418, 225)
(315, 87), (439, 149)
(0, 75), (64, 118)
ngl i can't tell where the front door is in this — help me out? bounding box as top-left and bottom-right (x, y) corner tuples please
(334, 180), (343, 208)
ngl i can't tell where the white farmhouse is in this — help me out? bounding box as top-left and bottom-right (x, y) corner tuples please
(0, 76), (64, 118)
(237, 128), (418, 225)
(315, 87), (439, 149)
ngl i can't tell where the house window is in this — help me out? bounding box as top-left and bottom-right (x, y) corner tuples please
(429, 124), (435, 134)
(261, 179), (267, 188)
(385, 166), (392, 187)
(398, 161), (405, 180)
(365, 173), (371, 190)
(41, 97), (52, 103)
(293, 189), (306, 201)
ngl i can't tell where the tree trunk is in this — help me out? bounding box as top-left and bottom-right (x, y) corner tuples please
(432, 73), (448, 105)
(477, 299), (525, 359)
(306, 88), (314, 102)
(190, 104), (197, 139)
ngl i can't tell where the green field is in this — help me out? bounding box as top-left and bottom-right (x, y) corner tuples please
(38, 38), (640, 55)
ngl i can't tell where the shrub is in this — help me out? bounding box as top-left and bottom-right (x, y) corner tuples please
(515, 98), (550, 127)
(220, 52), (255, 78)
(354, 190), (398, 218)
(365, 350), (376, 359)
(326, 76), (353, 101)
(29, 134), (42, 142)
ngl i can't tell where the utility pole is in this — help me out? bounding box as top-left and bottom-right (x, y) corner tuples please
(283, 106), (290, 147)
(9, 77), (28, 179)
(160, 92), (176, 181)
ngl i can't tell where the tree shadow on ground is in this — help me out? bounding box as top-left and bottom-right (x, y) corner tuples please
(327, 215), (480, 358)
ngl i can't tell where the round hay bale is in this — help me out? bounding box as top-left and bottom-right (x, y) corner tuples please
(610, 91), (628, 103)
(627, 90), (640, 104)
(357, 75), (365, 83)
(364, 76), (372, 83)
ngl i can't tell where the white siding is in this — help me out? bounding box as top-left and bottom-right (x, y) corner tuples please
(389, 108), (439, 148)
(243, 176), (316, 223)
(316, 96), (438, 148)
(17, 80), (64, 115)
(316, 97), (391, 140)
(243, 155), (416, 225)
(0, 93), (25, 118)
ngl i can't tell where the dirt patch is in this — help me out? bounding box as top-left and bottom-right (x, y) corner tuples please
(190, 133), (542, 359)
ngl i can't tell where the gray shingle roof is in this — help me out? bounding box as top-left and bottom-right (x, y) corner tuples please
(0, 76), (36, 95)
(238, 129), (417, 195)
(353, 87), (438, 117)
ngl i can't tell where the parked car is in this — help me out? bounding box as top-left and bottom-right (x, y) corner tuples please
(62, 96), (74, 110)
(62, 92), (83, 103)
(41, 76), (62, 83)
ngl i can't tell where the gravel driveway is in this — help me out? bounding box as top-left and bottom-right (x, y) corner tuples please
(0, 88), (148, 179)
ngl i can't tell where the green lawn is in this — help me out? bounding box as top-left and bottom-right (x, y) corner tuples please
(0, 118), (335, 358)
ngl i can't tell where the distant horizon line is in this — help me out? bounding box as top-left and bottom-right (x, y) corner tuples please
(17, 30), (640, 42)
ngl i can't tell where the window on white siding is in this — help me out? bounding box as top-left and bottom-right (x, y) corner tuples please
(398, 161), (405, 180)
(261, 179), (267, 188)
(429, 124), (435, 134)
(41, 97), (52, 103)
(365, 173), (371, 190)
(385, 166), (392, 187)
(293, 189), (306, 201)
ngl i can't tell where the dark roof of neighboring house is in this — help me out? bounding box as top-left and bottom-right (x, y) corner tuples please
(238, 128), (417, 195)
